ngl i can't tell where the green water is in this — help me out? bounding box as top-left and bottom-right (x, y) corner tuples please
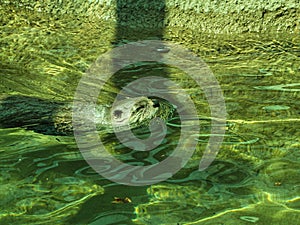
(0, 4), (300, 225)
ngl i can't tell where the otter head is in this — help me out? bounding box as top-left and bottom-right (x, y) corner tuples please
(111, 97), (158, 132)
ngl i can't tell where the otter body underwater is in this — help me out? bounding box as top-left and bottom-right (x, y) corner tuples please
(0, 95), (175, 135)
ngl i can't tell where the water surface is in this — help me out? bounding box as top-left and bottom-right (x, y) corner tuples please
(0, 5), (299, 225)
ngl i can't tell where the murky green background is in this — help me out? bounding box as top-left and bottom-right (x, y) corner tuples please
(0, 1), (299, 225)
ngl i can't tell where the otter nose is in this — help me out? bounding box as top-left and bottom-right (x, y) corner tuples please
(113, 109), (123, 119)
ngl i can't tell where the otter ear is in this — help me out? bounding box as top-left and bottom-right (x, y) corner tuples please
(151, 99), (159, 108)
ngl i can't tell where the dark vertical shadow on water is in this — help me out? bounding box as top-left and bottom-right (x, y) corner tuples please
(114, 0), (166, 43)
(110, 0), (168, 88)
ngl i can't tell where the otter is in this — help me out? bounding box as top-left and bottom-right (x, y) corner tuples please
(0, 95), (175, 135)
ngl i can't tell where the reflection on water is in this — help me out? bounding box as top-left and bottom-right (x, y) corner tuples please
(0, 2), (300, 225)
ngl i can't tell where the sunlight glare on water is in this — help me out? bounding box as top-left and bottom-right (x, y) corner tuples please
(0, 1), (299, 224)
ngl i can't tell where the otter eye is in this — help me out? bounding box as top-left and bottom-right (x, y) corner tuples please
(113, 110), (123, 119)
